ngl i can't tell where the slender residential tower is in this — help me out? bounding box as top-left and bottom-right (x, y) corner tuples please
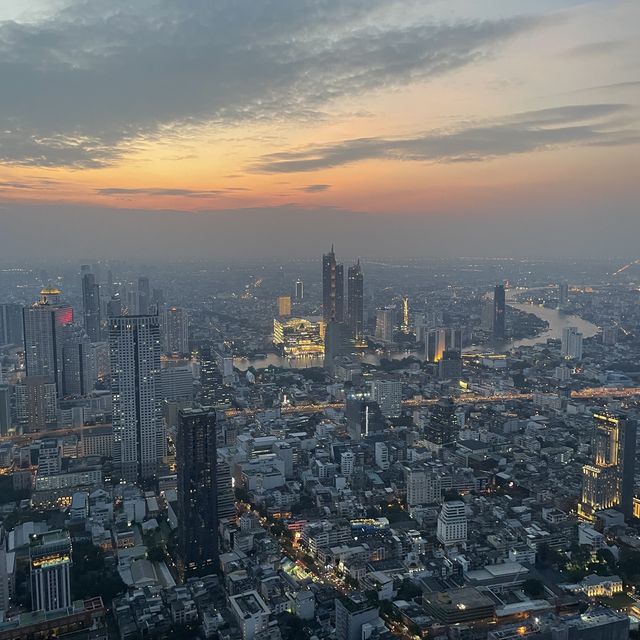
(110, 315), (163, 483)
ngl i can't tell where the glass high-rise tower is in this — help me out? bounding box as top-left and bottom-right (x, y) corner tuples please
(177, 407), (219, 576)
(23, 289), (74, 398)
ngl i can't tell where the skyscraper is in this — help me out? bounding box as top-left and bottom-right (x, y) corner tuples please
(62, 326), (96, 397)
(345, 393), (384, 440)
(16, 377), (57, 432)
(110, 315), (163, 483)
(492, 284), (506, 340)
(425, 327), (461, 363)
(23, 289), (74, 398)
(371, 378), (402, 418)
(0, 376), (10, 436)
(324, 320), (350, 373)
(375, 308), (394, 342)
(30, 530), (72, 612)
(199, 344), (233, 408)
(437, 500), (467, 546)
(579, 412), (637, 520)
(559, 282), (569, 307)
(295, 279), (304, 301)
(277, 295), (292, 317)
(347, 261), (364, 340)
(322, 246), (344, 322)
(400, 295), (410, 333)
(561, 326), (583, 360)
(177, 407), (219, 576)
(161, 306), (190, 354)
(0, 303), (23, 346)
(81, 272), (101, 342)
(138, 276), (151, 315)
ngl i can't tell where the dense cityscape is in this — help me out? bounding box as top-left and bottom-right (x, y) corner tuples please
(1, 0), (639, 639)
(0, 254), (638, 640)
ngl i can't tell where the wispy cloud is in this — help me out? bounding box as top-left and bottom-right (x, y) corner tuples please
(300, 184), (331, 193)
(252, 103), (638, 173)
(0, 0), (544, 168)
(96, 187), (247, 198)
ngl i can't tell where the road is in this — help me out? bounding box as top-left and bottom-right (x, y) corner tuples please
(225, 386), (640, 418)
(3, 387), (639, 447)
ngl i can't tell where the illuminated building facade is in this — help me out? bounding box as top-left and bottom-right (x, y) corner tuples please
(23, 288), (74, 397)
(277, 295), (292, 317)
(30, 529), (72, 612)
(579, 412), (637, 520)
(347, 261), (364, 340)
(110, 315), (163, 483)
(400, 295), (410, 333)
(425, 327), (462, 363)
(322, 245), (344, 322)
(273, 317), (324, 357)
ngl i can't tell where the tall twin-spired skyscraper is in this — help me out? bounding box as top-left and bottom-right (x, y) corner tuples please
(323, 247), (364, 340)
(110, 315), (163, 482)
(322, 245), (344, 323)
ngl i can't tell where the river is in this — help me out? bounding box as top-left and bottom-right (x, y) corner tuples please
(501, 303), (599, 350)
(234, 303), (600, 370)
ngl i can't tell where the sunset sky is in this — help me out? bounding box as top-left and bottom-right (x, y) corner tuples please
(0, 0), (638, 260)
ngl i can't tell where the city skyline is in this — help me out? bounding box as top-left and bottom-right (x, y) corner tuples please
(0, 1), (638, 260)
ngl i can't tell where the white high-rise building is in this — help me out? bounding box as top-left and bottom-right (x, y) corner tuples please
(110, 315), (163, 482)
(371, 379), (402, 418)
(30, 530), (72, 612)
(161, 306), (189, 355)
(375, 442), (389, 470)
(436, 500), (467, 546)
(406, 466), (441, 506)
(340, 451), (355, 477)
(561, 326), (583, 360)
